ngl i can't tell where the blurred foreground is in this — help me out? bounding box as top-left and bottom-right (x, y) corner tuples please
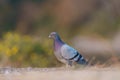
(0, 67), (120, 80)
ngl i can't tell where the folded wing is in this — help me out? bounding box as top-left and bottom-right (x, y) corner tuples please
(61, 44), (80, 60)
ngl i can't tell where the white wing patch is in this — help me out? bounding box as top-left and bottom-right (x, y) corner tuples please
(61, 44), (78, 60)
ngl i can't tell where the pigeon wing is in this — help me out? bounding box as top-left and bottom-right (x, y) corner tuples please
(61, 44), (78, 60)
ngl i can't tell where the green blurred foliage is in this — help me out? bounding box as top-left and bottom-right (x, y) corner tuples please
(0, 32), (60, 67)
(0, 0), (120, 38)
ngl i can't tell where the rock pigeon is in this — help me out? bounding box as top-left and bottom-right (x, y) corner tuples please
(49, 32), (88, 66)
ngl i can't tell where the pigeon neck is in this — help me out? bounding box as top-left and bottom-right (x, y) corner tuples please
(54, 36), (64, 51)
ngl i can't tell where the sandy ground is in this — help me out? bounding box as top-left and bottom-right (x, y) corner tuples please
(0, 67), (120, 80)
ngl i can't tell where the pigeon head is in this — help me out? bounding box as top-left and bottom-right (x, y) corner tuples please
(49, 32), (64, 51)
(49, 32), (60, 39)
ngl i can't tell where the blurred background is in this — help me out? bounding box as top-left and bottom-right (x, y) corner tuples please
(0, 0), (120, 67)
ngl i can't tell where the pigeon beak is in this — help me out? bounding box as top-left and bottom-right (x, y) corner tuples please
(48, 35), (51, 38)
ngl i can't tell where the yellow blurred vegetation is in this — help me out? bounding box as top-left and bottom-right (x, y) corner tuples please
(0, 32), (60, 67)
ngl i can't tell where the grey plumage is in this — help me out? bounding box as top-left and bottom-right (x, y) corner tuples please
(49, 32), (87, 66)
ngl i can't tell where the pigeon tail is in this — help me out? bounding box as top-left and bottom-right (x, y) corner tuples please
(76, 57), (88, 65)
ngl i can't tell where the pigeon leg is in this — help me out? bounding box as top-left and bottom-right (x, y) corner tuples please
(66, 60), (72, 68)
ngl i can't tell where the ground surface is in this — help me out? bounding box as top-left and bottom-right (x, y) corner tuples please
(0, 67), (120, 80)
